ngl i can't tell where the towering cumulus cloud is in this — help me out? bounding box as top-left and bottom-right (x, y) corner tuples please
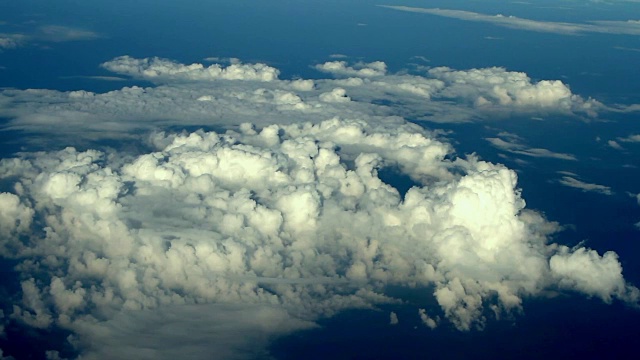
(0, 57), (636, 359)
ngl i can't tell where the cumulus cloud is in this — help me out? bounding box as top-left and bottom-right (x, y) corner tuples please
(102, 56), (280, 83)
(389, 312), (399, 325)
(315, 61), (387, 77)
(0, 57), (601, 144)
(379, 6), (640, 36)
(418, 309), (438, 329)
(0, 56), (636, 358)
(557, 176), (613, 195)
(550, 247), (638, 302)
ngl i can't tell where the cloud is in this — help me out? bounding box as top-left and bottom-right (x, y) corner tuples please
(0, 26), (101, 50)
(418, 309), (438, 329)
(427, 66), (599, 116)
(486, 136), (578, 161)
(379, 6), (640, 36)
(389, 312), (399, 325)
(102, 56), (280, 82)
(0, 34), (28, 49)
(315, 61), (387, 77)
(0, 56), (636, 358)
(608, 140), (624, 150)
(69, 304), (316, 360)
(37, 26), (101, 42)
(618, 134), (640, 143)
(0, 57), (601, 144)
(557, 176), (613, 195)
(550, 247), (638, 302)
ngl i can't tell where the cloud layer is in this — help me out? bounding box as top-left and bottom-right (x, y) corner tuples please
(0, 56), (636, 359)
(0, 56), (601, 146)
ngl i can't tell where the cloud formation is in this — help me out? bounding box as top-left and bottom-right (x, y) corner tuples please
(0, 56), (636, 358)
(486, 136), (577, 161)
(0, 57), (600, 145)
(379, 5), (640, 36)
(557, 176), (613, 195)
(0, 25), (100, 50)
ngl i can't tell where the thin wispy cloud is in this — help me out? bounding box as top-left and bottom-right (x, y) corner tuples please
(379, 5), (640, 36)
(557, 175), (613, 195)
(486, 136), (578, 160)
(0, 25), (101, 49)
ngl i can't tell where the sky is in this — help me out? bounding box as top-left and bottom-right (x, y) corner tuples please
(1, 0), (640, 359)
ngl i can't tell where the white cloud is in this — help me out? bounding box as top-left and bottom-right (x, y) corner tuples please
(550, 247), (638, 302)
(557, 176), (613, 195)
(486, 137), (577, 161)
(0, 56), (636, 358)
(315, 61), (387, 77)
(379, 6), (640, 36)
(319, 88), (351, 103)
(618, 134), (640, 143)
(427, 67), (599, 116)
(102, 56), (280, 82)
(389, 311), (399, 325)
(418, 309), (438, 329)
(0, 57), (600, 144)
(608, 140), (624, 150)
(0, 26), (100, 50)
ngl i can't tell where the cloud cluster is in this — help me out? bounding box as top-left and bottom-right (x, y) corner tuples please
(1, 116), (638, 357)
(0, 56), (635, 359)
(0, 57), (600, 144)
(102, 56), (281, 83)
(379, 5), (640, 36)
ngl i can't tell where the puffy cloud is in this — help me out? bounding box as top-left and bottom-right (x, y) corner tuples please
(315, 61), (387, 77)
(389, 311), (399, 325)
(550, 247), (638, 302)
(418, 309), (438, 329)
(1, 117), (636, 357)
(102, 56), (280, 83)
(0, 56), (635, 358)
(319, 88), (351, 103)
(0, 57), (601, 144)
(379, 6), (640, 36)
(428, 67), (598, 115)
(557, 176), (613, 195)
